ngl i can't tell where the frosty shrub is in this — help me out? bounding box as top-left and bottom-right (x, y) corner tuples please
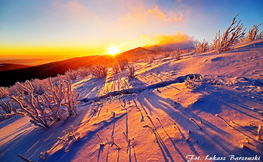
(90, 64), (107, 78)
(0, 87), (9, 99)
(65, 69), (78, 80)
(246, 24), (262, 42)
(256, 32), (263, 40)
(30, 78), (49, 95)
(213, 14), (246, 53)
(0, 101), (15, 114)
(127, 65), (135, 79)
(0, 101), (16, 120)
(174, 48), (181, 60)
(112, 63), (120, 74)
(117, 57), (128, 70)
(8, 83), (26, 97)
(196, 39), (209, 54)
(77, 66), (90, 78)
(164, 52), (170, 57)
(9, 75), (81, 129)
(143, 53), (155, 63)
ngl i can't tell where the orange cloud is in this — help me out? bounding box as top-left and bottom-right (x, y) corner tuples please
(140, 31), (193, 45)
(147, 6), (183, 23)
(116, 2), (184, 29)
(139, 31), (195, 49)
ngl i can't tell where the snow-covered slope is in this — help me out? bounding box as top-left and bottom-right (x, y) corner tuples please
(1, 40), (263, 162)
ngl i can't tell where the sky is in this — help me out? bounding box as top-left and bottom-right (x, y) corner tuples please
(0, 0), (263, 60)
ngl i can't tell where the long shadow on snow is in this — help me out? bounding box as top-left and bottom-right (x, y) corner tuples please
(0, 115), (23, 129)
(192, 84), (263, 122)
(137, 90), (261, 161)
(75, 77), (106, 99)
(0, 103), (93, 162)
(46, 112), (126, 162)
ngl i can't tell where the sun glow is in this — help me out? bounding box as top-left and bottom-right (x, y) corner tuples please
(108, 46), (119, 55)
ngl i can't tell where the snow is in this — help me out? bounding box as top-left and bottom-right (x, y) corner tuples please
(1, 40), (263, 162)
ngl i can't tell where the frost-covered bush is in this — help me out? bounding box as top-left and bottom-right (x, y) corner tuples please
(246, 24), (262, 42)
(143, 53), (155, 63)
(163, 52), (170, 57)
(0, 101), (17, 120)
(30, 78), (49, 95)
(8, 83), (25, 97)
(112, 63), (120, 74)
(0, 87), (9, 99)
(173, 48), (181, 60)
(117, 57), (128, 70)
(90, 64), (107, 78)
(76, 66), (90, 78)
(65, 69), (78, 80)
(256, 32), (263, 40)
(213, 14), (246, 53)
(9, 75), (81, 129)
(127, 65), (135, 78)
(196, 39), (209, 54)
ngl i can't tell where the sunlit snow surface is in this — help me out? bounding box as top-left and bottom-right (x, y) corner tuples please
(1, 40), (263, 162)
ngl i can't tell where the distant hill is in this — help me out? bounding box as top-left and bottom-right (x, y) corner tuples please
(121, 47), (156, 56)
(0, 63), (31, 72)
(0, 43), (194, 87)
(0, 55), (114, 87)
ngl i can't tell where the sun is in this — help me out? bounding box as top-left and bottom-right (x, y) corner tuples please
(108, 46), (119, 55)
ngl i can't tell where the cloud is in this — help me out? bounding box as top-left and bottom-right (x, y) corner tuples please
(147, 6), (183, 23)
(115, 2), (185, 30)
(140, 31), (195, 49)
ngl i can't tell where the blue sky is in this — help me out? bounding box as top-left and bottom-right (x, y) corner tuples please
(0, 0), (262, 59)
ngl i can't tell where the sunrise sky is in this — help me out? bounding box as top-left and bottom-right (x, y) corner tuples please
(0, 0), (263, 60)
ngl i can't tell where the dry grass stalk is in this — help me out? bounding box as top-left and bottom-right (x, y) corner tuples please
(199, 117), (202, 124)
(213, 14), (246, 53)
(246, 137), (250, 143)
(169, 119), (178, 128)
(146, 115), (157, 130)
(17, 154), (32, 162)
(39, 151), (46, 160)
(110, 136), (121, 149)
(97, 133), (105, 146)
(215, 114), (231, 127)
(258, 125), (262, 140)
(156, 117), (164, 128)
(228, 117), (235, 123)
(143, 125), (158, 143)
(189, 118), (202, 129)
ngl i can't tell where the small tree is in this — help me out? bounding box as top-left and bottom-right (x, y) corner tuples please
(213, 14), (246, 53)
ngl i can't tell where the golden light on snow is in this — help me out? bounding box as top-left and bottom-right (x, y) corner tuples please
(108, 46), (119, 55)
